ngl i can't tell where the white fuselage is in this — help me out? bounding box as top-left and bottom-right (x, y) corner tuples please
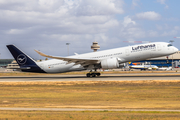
(36, 42), (178, 73)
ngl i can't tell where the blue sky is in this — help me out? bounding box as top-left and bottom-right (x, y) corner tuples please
(0, 0), (180, 59)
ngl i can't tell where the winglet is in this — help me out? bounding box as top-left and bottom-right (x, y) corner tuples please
(74, 53), (79, 55)
(34, 50), (49, 57)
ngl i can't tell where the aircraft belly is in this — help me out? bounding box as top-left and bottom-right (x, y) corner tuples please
(43, 64), (75, 73)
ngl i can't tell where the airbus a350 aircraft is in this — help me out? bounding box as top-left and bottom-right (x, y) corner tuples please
(7, 42), (178, 77)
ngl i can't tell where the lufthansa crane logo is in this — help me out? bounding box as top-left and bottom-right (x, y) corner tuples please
(17, 54), (27, 64)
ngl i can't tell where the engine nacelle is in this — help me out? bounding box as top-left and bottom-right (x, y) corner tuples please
(101, 58), (120, 69)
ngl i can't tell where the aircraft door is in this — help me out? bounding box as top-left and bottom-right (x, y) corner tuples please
(125, 48), (130, 56)
(157, 44), (161, 51)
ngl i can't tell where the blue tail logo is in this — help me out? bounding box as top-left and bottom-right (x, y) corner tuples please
(17, 54), (27, 65)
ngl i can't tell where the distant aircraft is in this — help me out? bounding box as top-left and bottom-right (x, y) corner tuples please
(129, 62), (158, 70)
(158, 67), (172, 71)
(7, 42), (178, 77)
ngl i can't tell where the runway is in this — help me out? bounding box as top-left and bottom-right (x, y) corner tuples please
(1, 72), (180, 81)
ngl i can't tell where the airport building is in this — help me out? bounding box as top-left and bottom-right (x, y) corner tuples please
(0, 59), (14, 67)
(133, 51), (180, 68)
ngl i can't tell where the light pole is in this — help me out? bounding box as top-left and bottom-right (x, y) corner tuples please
(66, 43), (70, 56)
(169, 40), (174, 69)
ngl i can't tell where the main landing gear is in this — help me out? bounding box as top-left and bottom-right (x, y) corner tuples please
(86, 70), (101, 77)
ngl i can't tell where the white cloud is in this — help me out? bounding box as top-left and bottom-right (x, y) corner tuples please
(135, 11), (161, 21)
(0, 0), (24, 4)
(38, 0), (64, 11)
(110, 16), (146, 40)
(155, 24), (180, 37)
(156, 24), (180, 31)
(6, 29), (24, 34)
(125, 27), (145, 38)
(161, 30), (178, 37)
(0, 0), (124, 24)
(0, 0), (125, 53)
(132, 0), (140, 7)
(174, 26), (180, 30)
(123, 16), (136, 27)
(147, 30), (158, 37)
(157, 0), (166, 4)
(157, 0), (169, 9)
(156, 25), (163, 30)
(166, 17), (179, 22)
(0, 0), (179, 58)
(73, 0), (124, 16)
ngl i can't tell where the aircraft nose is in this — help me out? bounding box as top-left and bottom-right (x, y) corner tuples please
(174, 47), (179, 52)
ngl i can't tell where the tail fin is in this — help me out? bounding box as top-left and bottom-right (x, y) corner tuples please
(129, 62), (133, 66)
(7, 45), (36, 66)
(6, 45), (45, 73)
(129, 62), (141, 66)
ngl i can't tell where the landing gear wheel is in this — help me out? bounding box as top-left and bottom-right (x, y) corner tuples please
(86, 73), (90, 77)
(86, 72), (101, 77)
(92, 73), (96, 77)
(96, 73), (101, 77)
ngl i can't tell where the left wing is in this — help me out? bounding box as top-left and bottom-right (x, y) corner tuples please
(34, 50), (100, 66)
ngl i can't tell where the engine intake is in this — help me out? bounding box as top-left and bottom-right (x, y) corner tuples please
(101, 58), (120, 69)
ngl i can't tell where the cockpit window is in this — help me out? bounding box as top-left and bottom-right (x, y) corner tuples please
(167, 44), (172, 47)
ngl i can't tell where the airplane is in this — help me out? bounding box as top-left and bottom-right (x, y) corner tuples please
(158, 67), (172, 71)
(6, 42), (178, 77)
(129, 62), (159, 70)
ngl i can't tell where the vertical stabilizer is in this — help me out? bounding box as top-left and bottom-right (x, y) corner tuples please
(6, 45), (45, 73)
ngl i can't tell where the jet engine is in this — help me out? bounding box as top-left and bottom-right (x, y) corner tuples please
(100, 57), (120, 69)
